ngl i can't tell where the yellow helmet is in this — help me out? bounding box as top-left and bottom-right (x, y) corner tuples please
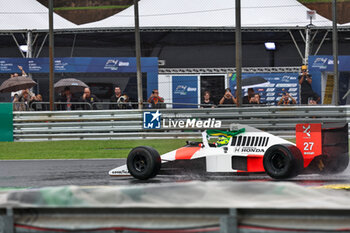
(301, 65), (307, 70)
(216, 136), (229, 147)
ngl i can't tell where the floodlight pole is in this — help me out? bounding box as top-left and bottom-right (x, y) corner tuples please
(332, 0), (339, 105)
(26, 31), (33, 80)
(134, 0), (143, 110)
(235, 0), (242, 107)
(304, 26), (311, 65)
(26, 31), (33, 58)
(48, 0), (55, 111)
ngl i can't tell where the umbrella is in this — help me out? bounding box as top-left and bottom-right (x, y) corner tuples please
(0, 76), (37, 93)
(54, 78), (88, 93)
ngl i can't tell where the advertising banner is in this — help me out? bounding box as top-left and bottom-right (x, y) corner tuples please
(308, 55), (350, 104)
(229, 73), (300, 105)
(0, 57), (158, 73)
(172, 76), (199, 108)
(309, 55), (350, 73)
(0, 57), (159, 100)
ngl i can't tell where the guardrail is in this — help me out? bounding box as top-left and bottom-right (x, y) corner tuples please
(13, 105), (349, 141)
(3, 207), (350, 233)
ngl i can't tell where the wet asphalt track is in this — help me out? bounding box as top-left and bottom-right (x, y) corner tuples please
(1, 159), (350, 188)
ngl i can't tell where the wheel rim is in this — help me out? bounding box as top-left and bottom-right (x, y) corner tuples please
(133, 153), (147, 172)
(270, 151), (286, 171)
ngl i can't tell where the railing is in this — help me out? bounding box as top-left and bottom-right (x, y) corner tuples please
(29, 101), (319, 111)
(13, 105), (349, 141)
(3, 207), (350, 233)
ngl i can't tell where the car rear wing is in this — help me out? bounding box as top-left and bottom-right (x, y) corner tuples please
(296, 122), (348, 167)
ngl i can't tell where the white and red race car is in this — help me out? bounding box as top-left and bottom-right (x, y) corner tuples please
(109, 122), (349, 180)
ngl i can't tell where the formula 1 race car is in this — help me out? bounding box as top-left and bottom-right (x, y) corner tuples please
(109, 122), (349, 180)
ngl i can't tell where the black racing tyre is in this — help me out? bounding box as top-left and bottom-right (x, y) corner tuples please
(127, 146), (161, 180)
(263, 144), (304, 179)
(319, 153), (349, 174)
(141, 146), (161, 178)
(334, 153), (349, 173)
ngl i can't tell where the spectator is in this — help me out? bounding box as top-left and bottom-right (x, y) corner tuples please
(201, 90), (215, 108)
(110, 89), (133, 109)
(80, 87), (100, 110)
(30, 94), (45, 111)
(11, 65), (27, 78)
(13, 89), (35, 111)
(278, 92), (296, 105)
(242, 88), (255, 105)
(249, 93), (261, 105)
(148, 89), (165, 109)
(57, 87), (77, 111)
(219, 88), (236, 107)
(118, 94), (133, 109)
(308, 94), (319, 105)
(298, 65), (320, 104)
(11, 66), (28, 101)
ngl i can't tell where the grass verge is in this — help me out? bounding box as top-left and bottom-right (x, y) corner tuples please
(0, 139), (190, 160)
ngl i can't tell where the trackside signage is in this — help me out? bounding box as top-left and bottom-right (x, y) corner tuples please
(143, 110), (222, 129)
(0, 103), (13, 141)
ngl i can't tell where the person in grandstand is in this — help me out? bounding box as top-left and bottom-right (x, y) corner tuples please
(249, 93), (261, 105)
(147, 89), (165, 109)
(219, 88), (236, 107)
(278, 92), (296, 105)
(80, 87), (100, 110)
(12, 89), (35, 111)
(242, 88), (255, 105)
(298, 65), (320, 104)
(10, 65), (28, 101)
(110, 86), (128, 109)
(57, 87), (78, 111)
(201, 90), (215, 108)
(30, 94), (45, 111)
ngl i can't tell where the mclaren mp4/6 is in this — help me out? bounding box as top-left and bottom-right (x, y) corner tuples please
(109, 123), (349, 180)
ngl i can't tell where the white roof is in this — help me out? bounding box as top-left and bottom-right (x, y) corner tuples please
(0, 0), (76, 30)
(79, 0), (332, 29)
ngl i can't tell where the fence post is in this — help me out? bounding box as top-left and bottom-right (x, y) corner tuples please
(0, 207), (14, 233)
(220, 208), (238, 233)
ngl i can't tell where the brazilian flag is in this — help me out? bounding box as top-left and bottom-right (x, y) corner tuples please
(206, 128), (245, 138)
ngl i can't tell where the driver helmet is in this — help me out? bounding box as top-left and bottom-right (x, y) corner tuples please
(216, 135), (229, 147)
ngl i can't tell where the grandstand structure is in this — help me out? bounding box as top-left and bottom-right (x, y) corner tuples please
(0, 0), (349, 104)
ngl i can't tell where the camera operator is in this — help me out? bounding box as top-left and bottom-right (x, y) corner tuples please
(249, 93), (261, 105)
(148, 89), (165, 109)
(110, 86), (133, 109)
(298, 65), (319, 104)
(219, 88), (237, 107)
(278, 91), (296, 105)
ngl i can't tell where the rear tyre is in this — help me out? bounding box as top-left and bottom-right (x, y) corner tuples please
(319, 153), (349, 174)
(334, 153), (349, 173)
(127, 146), (161, 180)
(263, 144), (304, 179)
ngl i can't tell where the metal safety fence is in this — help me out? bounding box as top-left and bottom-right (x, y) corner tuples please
(2, 207), (350, 233)
(12, 105), (349, 141)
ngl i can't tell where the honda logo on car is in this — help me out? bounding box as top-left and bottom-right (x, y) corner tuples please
(235, 147), (265, 153)
(143, 110), (221, 129)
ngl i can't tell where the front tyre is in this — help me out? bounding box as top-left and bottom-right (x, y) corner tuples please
(127, 146), (161, 180)
(263, 144), (304, 179)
